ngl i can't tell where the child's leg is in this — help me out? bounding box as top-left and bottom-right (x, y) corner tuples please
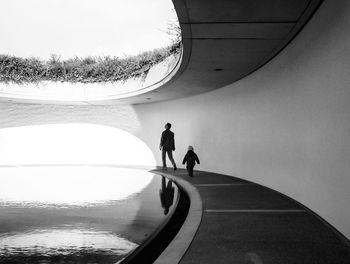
(186, 165), (190, 176)
(188, 165), (194, 177)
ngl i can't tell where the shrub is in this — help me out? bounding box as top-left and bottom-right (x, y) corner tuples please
(0, 41), (181, 85)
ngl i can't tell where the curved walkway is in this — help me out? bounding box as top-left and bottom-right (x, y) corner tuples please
(153, 168), (350, 264)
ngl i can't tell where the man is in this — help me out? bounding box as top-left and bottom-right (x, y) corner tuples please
(159, 123), (177, 170)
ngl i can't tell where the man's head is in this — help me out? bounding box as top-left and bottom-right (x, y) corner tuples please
(165, 123), (172, 130)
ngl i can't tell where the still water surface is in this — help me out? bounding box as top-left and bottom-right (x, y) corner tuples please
(0, 166), (177, 263)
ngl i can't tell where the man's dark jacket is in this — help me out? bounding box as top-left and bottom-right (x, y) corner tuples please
(160, 129), (175, 151)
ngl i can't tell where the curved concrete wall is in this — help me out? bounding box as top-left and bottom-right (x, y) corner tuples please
(0, 0), (349, 241)
(133, 0), (350, 239)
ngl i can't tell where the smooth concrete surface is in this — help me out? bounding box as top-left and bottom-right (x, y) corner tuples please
(118, 0), (322, 104)
(155, 169), (350, 264)
(0, 0), (349, 248)
(132, 0), (350, 239)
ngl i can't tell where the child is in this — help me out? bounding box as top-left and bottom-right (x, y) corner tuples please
(182, 145), (200, 177)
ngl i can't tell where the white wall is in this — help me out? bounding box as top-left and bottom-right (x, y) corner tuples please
(133, 0), (350, 239)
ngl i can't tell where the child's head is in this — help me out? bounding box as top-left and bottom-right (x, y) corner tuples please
(188, 145), (194, 151)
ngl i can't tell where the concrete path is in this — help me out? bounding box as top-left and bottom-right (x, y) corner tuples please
(153, 168), (350, 264)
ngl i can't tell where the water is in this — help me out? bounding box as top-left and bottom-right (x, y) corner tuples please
(0, 166), (178, 263)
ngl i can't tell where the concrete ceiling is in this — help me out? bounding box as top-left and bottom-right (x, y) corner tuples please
(0, 0), (323, 105)
(118, 0), (323, 105)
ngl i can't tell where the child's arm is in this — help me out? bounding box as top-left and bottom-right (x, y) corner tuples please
(195, 154), (200, 164)
(182, 154), (187, 165)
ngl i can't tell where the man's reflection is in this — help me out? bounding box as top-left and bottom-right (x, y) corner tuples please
(159, 176), (175, 215)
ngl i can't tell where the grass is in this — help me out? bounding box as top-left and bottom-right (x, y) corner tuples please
(0, 42), (181, 85)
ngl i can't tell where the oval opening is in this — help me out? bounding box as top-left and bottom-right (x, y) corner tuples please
(0, 123), (156, 166)
(0, 0), (182, 102)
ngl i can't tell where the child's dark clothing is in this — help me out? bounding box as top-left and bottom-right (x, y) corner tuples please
(182, 150), (200, 177)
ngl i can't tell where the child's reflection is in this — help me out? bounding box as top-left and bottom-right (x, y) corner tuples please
(159, 176), (175, 215)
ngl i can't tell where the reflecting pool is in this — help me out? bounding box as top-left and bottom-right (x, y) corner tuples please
(0, 167), (178, 263)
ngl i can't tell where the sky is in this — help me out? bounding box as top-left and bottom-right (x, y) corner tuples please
(0, 0), (179, 59)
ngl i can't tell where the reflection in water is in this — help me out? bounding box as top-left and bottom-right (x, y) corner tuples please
(0, 167), (178, 264)
(0, 229), (136, 263)
(0, 166), (152, 206)
(159, 176), (175, 215)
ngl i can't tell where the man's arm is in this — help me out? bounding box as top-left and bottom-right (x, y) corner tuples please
(160, 131), (165, 150)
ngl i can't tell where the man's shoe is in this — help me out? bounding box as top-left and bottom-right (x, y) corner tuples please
(174, 165), (177, 171)
(162, 167), (167, 170)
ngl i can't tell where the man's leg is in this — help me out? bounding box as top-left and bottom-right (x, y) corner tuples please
(162, 149), (167, 169)
(166, 150), (177, 170)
